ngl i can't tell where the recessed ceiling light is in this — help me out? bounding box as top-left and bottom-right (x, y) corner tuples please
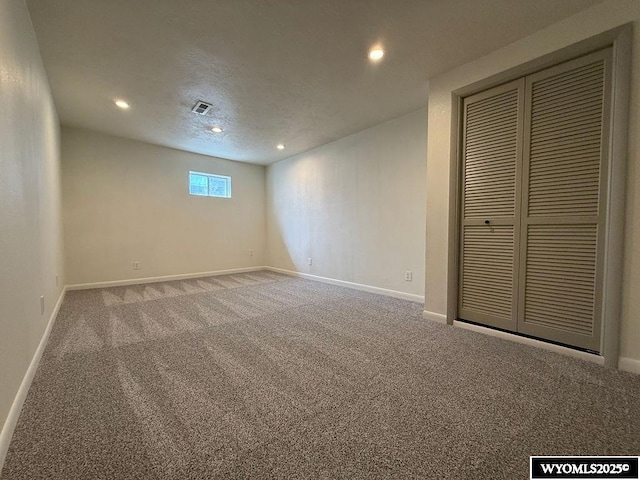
(211, 126), (223, 133)
(277, 144), (285, 150)
(368, 47), (384, 61)
(114, 99), (130, 109)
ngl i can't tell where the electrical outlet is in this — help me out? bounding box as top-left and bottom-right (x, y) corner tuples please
(133, 261), (140, 270)
(249, 250), (254, 257)
(405, 271), (413, 282)
(308, 257), (312, 266)
(55, 275), (59, 287)
(40, 296), (45, 315)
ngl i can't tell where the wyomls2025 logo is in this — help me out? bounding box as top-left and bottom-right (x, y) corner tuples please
(530, 457), (639, 479)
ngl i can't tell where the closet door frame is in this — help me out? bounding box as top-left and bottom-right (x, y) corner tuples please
(446, 25), (632, 368)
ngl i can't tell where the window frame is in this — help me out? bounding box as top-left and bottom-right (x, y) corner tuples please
(188, 171), (232, 199)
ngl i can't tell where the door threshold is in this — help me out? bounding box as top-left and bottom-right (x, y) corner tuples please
(453, 319), (604, 365)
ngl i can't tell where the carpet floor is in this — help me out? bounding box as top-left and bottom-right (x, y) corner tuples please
(1, 271), (639, 479)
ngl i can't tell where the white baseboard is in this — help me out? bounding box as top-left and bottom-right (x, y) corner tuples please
(0, 287), (66, 471)
(618, 357), (640, 375)
(453, 320), (604, 365)
(266, 267), (425, 303)
(422, 310), (447, 324)
(66, 266), (268, 291)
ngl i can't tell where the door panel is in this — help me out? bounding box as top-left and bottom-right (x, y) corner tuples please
(460, 224), (515, 329)
(458, 79), (524, 331)
(522, 224), (597, 337)
(517, 49), (611, 351)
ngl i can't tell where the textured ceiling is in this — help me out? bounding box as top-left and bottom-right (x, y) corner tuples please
(27, 0), (602, 164)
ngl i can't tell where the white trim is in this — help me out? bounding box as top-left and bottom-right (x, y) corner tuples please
(266, 267), (425, 303)
(65, 266), (267, 291)
(453, 320), (605, 365)
(0, 287), (66, 471)
(601, 26), (632, 368)
(618, 357), (640, 375)
(422, 310), (447, 324)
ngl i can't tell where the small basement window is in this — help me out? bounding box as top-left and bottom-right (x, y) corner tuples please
(188, 171), (231, 198)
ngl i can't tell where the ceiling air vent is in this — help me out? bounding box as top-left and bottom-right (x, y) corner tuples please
(191, 101), (212, 115)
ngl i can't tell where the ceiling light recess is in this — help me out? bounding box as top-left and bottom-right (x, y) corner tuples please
(114, 99), (130, 109)
(276, 144), (285, 150)
(368, 47), (384, 61)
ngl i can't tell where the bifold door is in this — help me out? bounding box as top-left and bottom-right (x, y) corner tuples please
(458, 49), (611, 352)
(459, 79), (524, 332)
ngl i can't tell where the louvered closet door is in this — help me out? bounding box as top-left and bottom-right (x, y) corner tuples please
(517, 49), (611, 351)
(458, 79), (524, 331)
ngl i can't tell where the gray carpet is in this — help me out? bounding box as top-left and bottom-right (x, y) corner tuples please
(1, 271), (639, 479)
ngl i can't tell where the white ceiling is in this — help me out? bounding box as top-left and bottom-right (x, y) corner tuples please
(27, 0), (602, 165)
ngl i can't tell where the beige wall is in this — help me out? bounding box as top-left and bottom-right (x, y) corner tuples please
(0, 0), (64, 433)
(62, 127), (266, 285)
(424, 0), (640, 361)
(266, 108), (427, 298)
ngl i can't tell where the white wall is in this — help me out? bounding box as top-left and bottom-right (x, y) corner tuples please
(62, 127), (266, 285)
(424, 0), (640, 362)
(266, 108), (427, 298)
(0, 0), (64, 435)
